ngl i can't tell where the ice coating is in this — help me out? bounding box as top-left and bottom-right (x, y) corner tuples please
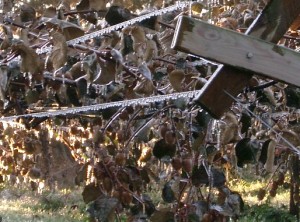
(0, 89), (202, 121)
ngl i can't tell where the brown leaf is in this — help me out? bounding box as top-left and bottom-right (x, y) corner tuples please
(11, 40), (44, 82)
(168, 69), (185, 92)
(87, 195), (119, 222)
(150, 208), (174, 222)
(0, 65), (8, 102)
(82, 182), (103, 203)
(28, 167), (42, 179)
(77, 0), (108, 11)
(191, 2), (204, 14)
(0, 25), (13, 50)
(143, 38), (158, 63)
(276, 128), (300, 147)
(129, 26), (146, 54)
(48, 31), (68, 71)
(218, 112), (241, 146)
(264, 139), (276, 173)
(20, 4), (36, 23)
(94, 57), (116, 85)
(219, 17), (238, 30)
(89, 0), (108, 11)
(43, 6), (57, 18)
(40, 17), (84, 40)
(133, 78), (155, 96)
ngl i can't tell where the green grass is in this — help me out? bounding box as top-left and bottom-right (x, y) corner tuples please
(0, 175), (298, 222)
(0, 185), (89, 222)
(228, 177), (297, 221)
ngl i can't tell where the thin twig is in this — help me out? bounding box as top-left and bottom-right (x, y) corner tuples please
(224, 90), (300, 156)
(247, 80), (278, 92)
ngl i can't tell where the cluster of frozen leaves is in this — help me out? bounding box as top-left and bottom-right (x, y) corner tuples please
(1, 0), (300, 221)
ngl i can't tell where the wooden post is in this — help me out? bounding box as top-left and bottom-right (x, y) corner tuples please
(172, 0), (300, 118)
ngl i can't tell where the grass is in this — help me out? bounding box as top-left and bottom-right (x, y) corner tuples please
(227, 171), (297, 222)
(0, 172), (298, 222)
(0, 185), (89, 222)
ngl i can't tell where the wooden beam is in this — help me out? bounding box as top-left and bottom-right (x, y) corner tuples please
(172, 17), (300, 87)
(172, 0), (300, 118)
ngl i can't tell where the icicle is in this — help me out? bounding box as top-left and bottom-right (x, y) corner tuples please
(188, 0), (192, 17)
(80, 53), (85, 72)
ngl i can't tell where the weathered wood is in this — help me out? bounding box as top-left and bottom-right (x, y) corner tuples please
(172, 0), (300, 118)
(172, 17), (300, 87)
(290, 15), (300, 31)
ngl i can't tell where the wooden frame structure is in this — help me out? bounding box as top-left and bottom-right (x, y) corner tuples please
(171, 0), (300, 118)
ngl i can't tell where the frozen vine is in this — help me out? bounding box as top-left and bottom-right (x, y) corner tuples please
(36, 1), (189, 54)
(0, 89), (202, 121)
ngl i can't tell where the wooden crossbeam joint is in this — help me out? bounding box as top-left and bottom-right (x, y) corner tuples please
(171, 0), (300, 119)
(172, 16), (300, 87)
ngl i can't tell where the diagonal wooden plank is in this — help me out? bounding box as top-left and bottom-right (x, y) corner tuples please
(172, 17), (300, 86)
(171, 0), (300, 118)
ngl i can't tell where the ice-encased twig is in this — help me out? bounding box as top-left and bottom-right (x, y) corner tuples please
(0, 89), (202, 121)
(36, 1), (189, 55)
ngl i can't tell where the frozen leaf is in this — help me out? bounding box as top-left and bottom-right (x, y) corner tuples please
(276, 128), (300, 147)
(218, 186), (244, 217)
(43, 6), (57, 18)
(94, 57), (116, 85)
(82, 182), (103, 203)
(110, 48), (123, 63)
(28, 167), (42, 179)
(191, 164), (226, 187)
(76, 0), (89, 11)
(48, 31), (68, 71)
(284, 86), (300, 109)
(162, 181), (176, 203)
(138, 14), (158, 30)
(138, 62), (152, 81)
(152, 139), (176, 159)
(218, 112), (241, 146)
(150, 208), (174, 222)
(219, 17), (238, 30)
(143, 39), (158, 63)
(235, 138), (260, 168)
(264, 139), (276, 173)
(239, 110), (252, 135)
(89, 0), (108, 11)
(259, 139), (271, 165)
(168, 69), (185, 92)
(11, 40), (44, 82)
(195, 110), (212, 129)
(40, 17), (84, 40)
(131, 194), (155, 217)
(20, 4), (36, 23)
(175, 58), (186, 70)
(87, 195), (119, 222)
(129, 26), (146, 54)
(191, 2), (204, 14)
(243, 9), (255, 27)
(0, 25), (13, 50)
(134, 119), (152, 142)
(133, 78), (155, 96)
(105, 6), (132, 26)
(0, 65), (8, 102)
(25, 89), (40, 104)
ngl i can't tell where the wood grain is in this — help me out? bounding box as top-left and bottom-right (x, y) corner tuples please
(174, 17), (300, 87)
(172, 0), (300, 118)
